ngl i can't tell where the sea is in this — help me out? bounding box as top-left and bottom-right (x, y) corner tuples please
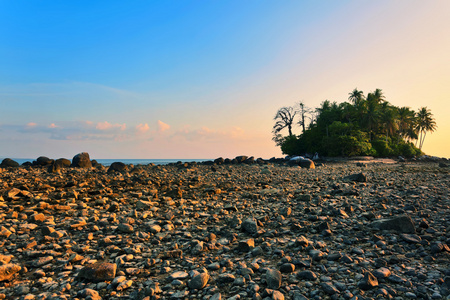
(2, 158), (211, 167)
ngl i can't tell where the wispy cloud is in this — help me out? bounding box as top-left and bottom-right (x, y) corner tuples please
(95, 121), (126, 131)
(172, 126), (245, 142)
(136, 123), (150, 134)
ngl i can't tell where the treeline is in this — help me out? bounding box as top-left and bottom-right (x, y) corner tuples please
(273, 88), (437, 158)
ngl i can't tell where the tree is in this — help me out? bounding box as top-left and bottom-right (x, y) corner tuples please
(348, 88), (365, 106)
(416, 107), (437, 150)
(273, 106), (297, 137)
(297, 102), (312, 133)
(397, 107), (417, 142)
(380, 104), (398, 142)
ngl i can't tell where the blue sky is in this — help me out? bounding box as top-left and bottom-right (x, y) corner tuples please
(1, 1), (449, 159)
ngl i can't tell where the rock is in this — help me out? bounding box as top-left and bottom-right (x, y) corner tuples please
(235, 156), (248, 163)
(344, 172), (367, 182)
(77, 262), (117, 282)
(297, 270), (317, 281)
(48, 158), (70, 173)
(170, 271), (189, 280)
(370, 215), (416, 233)
(372, 267), (391, 279)
(0, 264), (21, 281)
(279, 263), (295, 273)
(0, 158), (19, 168)
(78, 288), (101, 300)
(358, 271), (378, 290)
(241, 218), (258, 234)
(188, 272), (209, 290)
(321, 282), (340, 295)
(71, 152), (92, 168)
(299, 158), (315, 169)
(266, 268), (282, 289)
(107, 162), (128, 173)
(35, 156), (54, 166)
(238, 238), (255, 252)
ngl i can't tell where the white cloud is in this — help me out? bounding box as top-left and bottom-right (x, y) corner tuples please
(157, 120), (170, 132)
(136, 123), (150, 134)
(95, 121), (126, 131)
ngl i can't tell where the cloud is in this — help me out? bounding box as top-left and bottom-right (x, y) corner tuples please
(49, 123), (59, 128)
(26, 122), (37, 128)
(136, 123), (150, 134)
(157, 120), (170, 132)
(95, 121), (126, 131)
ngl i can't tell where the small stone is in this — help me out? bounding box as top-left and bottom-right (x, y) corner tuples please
(279, 263), (295, 273)
(242, 218), (258, 234)
(358, 271), (378, 290)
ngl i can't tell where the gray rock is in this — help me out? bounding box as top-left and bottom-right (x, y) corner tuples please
(370, 215), (416, 233)
(107, 162), (128, 173)
(266, 268), (282, 289)
(242, 218), (258, 234)
(344, 172), (367, 182)
(188, 272), (209, 290)
(297, 270), (317, 281)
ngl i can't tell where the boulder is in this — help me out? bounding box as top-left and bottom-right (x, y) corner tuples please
(235, 156), (248, 163)
(77, 262), (117, 282)
(344, 172), (367, 182)
(71, 152), (92, 168)
(0, 264), (21, 281)
(107, 162), (128, 173)
(48, 158), (70, 173)
(299, 158), (315, 169)
(0, 158), (19, 168)
(35, 156), (54, 166)
(214, 157), (224, 164)
(370, 215), (415, 233)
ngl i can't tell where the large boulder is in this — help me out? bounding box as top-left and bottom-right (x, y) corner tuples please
(235, 156), (248, 163)
(35, 156), (54, 166)
(107, 162), (128, 173)
(370, 215), (415, 233)
(0, 158), (19, 168)
(48, 158), (71, 174)
(71, 152), (92, 168)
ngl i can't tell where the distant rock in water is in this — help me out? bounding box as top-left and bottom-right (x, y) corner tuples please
(71, 152), (92, 168)
(107, 162), (128, 173)
(35, 156), (54, 166)
(0, 158), (19, 168)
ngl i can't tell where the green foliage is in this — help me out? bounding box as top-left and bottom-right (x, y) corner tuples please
(274, 88), (435, 157)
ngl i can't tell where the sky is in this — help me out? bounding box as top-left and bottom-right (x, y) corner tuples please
(1, 1), (449, 159)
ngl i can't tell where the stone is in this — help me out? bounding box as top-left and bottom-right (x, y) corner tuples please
(358, 271), (378, 290)
(299, 158), (315, 169)
(370, 215), (416, 233)
(77, 262), (117, 282)
(107, 162), (128, 173)
(242, 218), (258, 234)
(188, 272), (209, 290)
(0, 264), (21, 281)
(297, 270), (317, 281)
(71, 152), (92, 168)
(266, 268), (282, 289)
(35, 156), (54, 166)
(77, 288), (101, 300)
(238, 238), (255, 252)
(344, 172), (367, 182)
(279, 263), (295, 273)
(0, 158), (19, 168)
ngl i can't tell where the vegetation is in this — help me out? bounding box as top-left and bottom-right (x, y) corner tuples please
(273, 88), (437, 157)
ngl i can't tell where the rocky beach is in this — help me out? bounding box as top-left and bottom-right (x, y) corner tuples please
(0, 154), (449, 300)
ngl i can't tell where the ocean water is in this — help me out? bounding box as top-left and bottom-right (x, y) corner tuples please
(2, 158), (211, 167)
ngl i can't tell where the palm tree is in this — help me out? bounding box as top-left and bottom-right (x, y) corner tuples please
(372, 88), (386, 104)
(380, 104), (398, 142)
(416, 107), (437, 150)
(348, 88), (365, 106)
(397, 107), (417, 142)
(273, 106), (297, 137)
